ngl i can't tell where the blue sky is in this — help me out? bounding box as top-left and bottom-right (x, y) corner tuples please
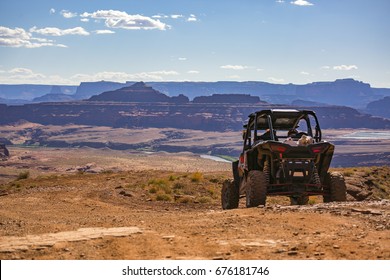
(0, 0), (389, 87)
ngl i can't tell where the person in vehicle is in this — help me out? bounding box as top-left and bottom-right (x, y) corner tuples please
(284, 129), (298, 146)
(258, 129), (278, 141)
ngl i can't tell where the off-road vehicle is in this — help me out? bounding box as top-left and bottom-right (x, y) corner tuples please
(221, 109), (347, 209)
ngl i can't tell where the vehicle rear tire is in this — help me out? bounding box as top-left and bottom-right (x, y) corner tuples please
(323, 172), (347, 202)
(221, 179), (239, 209)
(245, 170), (267, 207)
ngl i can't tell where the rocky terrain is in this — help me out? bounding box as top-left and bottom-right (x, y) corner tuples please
(89, 82), (189, 103)
(1, 81), (390, 133)
(1, 122), (390, 167)
(366, 96), (390, 118)
(1, 102), (389, 133)
(2, 79), (390, 110)
(0, 80), (389, 260)
(0, 143), (389, 260)
(0, 155), (389, 260)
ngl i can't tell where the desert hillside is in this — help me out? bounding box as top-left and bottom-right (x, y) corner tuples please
(0, 147), (389, 260)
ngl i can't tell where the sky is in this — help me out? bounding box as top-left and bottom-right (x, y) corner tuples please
(0, 0), (389, 87)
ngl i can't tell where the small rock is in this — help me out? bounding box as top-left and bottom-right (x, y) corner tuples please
(333, 245), (340, 249)
(287, 251), (298, 256)
(0, 190), (9, 196)
(274, 249), (286, 254)
(162, 235), (175, 240)
(119, 190), (133, 197)
(375, 225), (385, 231)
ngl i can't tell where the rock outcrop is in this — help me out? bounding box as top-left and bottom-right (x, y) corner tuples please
(89, 82), (180, 103)
(0, 143), (9, 160)
(74, 81), (124, 100)
(366, 96), (390, 118)
(193, 94), (263, 104)
(32, 94), (74, 103)
(0, 101), (389, 132)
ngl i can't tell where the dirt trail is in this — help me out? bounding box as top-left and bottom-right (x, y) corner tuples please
(0, 177), (389, 260)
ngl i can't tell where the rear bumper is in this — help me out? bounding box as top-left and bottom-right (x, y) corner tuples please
(267, 183), (325, 196)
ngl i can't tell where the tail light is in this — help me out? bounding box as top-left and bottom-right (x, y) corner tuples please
(269, 143), (289, 153)
(239, 153), (247, 170)
(310, 143), (329, 154)
(239, 154), (245, 164)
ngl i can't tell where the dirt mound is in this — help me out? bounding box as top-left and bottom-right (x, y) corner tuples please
(343, 167), (390, 201)
(0, 169), (389, 260)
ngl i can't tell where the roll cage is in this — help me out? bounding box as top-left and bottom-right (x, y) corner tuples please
(243, 109), (322, 150)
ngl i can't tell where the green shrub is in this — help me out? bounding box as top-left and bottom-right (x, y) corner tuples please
(156, 193), (172, 201)
(149, 187), (157, 194)
(17, 171), (30, 180)
(168, 175), (177, 181)
(177, 196), (193, 203)
(191, 172), (203, 182)
(173, 182), (185, 189)
(197, 196), (212, 204)
(343, 170), (354, 177)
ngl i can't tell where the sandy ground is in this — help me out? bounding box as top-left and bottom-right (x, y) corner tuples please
(0, 150), (390, 260)
(0, 146), (231, 184)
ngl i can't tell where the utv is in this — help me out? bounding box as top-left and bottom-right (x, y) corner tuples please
(222, 109), (347, 209)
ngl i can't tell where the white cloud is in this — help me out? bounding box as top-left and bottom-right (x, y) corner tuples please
(30, 26), (90, 36)
(291, 0), (314, 6)
(256, 68), (264, 72)
(188, 70), (199, 74)
(171, 14), (184, 19)
(300, 71), (310, 75)
(49, 8), (56, 15)
(0, 67), (181, 84)
(71, 70), (179, 83)
(81, 10), (169, 30)
(220, 65), (248, 70)
(227, 75), (240, 79)
(0, 68), (46, 84)
(333, 65), (358, 71)
(276, 0), (285, 3)
(178, 57), (187, 61)
(80, 18), (89, 22)
(268, 77), (285, 83)
(61, 10), (78, 19)
(71, 72), (130, 83)
(0, 26), (67, 48)
(9, 67), (35, 75)
(94, 30), (115, 35)
(152, 14), (169, 19)
(187, 14), (198, 22)
(321, 65), (331, 70)
(149, 70), (179, 76)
